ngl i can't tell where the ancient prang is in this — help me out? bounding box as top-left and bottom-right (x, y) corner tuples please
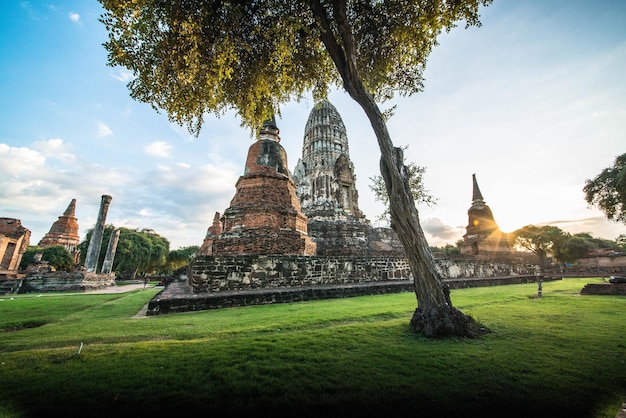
(209, 118), (316, 256)
(459, 174), (514, 259)
(84, 195), (113, 273)
(38, 199), (81, 262)
(292, 100), (404, 256)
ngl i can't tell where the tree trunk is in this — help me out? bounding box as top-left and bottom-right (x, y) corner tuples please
(309, 0), (487, 338)
(350, 89), (484, 338)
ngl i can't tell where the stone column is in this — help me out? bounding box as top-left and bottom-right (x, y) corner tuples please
(101, 228), (120, 275)
(84, 195), (112, 273)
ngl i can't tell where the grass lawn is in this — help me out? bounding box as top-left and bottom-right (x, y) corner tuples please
(0, 278), (624, 417)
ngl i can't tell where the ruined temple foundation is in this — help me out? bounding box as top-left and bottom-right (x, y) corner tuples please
(146, 256), (545, 314)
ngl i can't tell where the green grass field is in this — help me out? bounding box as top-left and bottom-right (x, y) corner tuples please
(0, 278), (624, 417)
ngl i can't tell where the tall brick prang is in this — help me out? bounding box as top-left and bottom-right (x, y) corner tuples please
(210, 118), (316, 256)
(38, 199), (81, 260)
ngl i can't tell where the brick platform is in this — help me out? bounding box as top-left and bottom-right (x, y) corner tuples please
(146, 275), (556, 315)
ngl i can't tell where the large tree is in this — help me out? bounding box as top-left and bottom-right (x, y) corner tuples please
(512, 225), (568, 268)
(584, 153), (626, 224)
(78, 226), (170, 279)
(100, 0), (491, 337)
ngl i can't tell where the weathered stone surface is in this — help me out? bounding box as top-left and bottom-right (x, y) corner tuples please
(147, 269), (554, 315)
(580, 283), (626, 295)
(9, 271), (115, 294)
(188, 254), (539, 294)
(84, 195), (112, 273)
(0, 218), (31, 272)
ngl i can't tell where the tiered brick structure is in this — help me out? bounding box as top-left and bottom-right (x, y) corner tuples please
(38, 199), (81, 261)
(210, 118), (316, 256)
(460, 174), (513, 258)
(293, 100), (403, 256)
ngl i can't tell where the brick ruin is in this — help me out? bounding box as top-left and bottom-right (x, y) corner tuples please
(38, 198), (81, 262)
(0, 218), (31, 275)
(0, 197), (117, 295)
(459, 174), (518, 260)
(204, 118), (317, 256)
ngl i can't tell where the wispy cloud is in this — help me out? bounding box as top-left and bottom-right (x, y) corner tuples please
(97, 121), (113, 137)
(68, 12), (81, 24)
(111, 68), (134, 83)
(145, 141), (173, 158)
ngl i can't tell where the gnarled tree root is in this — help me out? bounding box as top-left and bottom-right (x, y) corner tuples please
(410, 304), (490, 339)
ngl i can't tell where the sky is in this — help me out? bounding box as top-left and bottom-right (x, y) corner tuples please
(1, 0), (625, 251)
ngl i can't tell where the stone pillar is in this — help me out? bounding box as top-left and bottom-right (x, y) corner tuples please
(101, 228), (120, 276)
(84, 195), (112, 273)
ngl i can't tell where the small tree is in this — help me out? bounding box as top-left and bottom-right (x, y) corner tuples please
(369, 155), (437, 223)
(512, 225), (568, 267)
(584, 153), (626, 224)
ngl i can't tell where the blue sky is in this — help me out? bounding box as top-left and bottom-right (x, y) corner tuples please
(1, 0), (625, 250)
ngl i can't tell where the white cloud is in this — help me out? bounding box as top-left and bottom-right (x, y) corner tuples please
(0, 143), (46, 176)
(145, 141), (173, 158)
(32, 138), (76, 164)
(111, 68), (134, 83)
(68, 12), (81, 24)
(97, 122), (113, 137)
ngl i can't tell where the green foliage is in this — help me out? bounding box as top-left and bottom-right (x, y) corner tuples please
(512, 225), (568, 266)
(430, 243), (460, 257)
(19, 246), (75, 272)
(0, 279), (624, 417)
(78, 226), (169, 277)
(99, 0), (491, 135)
(512, 226), (624, 265)
(584, 153), (626, 224)
(370, 155), (437, 222)
(164, 245), (199, 273)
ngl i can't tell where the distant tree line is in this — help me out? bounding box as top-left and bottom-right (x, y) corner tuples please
(20, 225), (198, 277)
(431, 226), (625, 268)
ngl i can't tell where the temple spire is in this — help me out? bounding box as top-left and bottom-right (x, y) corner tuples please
(472, 174), (485, 204)
(259, 116), (280, 142)
(63, 199), (77, 217)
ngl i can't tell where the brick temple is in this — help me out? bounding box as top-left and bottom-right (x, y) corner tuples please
(460, 174), (514, 258)
(207, 118), (316, 256)
(38, 198), (81, 262)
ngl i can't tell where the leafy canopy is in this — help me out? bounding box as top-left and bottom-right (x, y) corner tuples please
(584, 152), (626, 224)
(100, 0), (489, 135)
